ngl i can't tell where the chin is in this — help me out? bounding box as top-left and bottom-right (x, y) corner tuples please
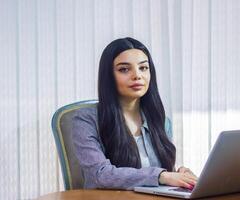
(119, 89), (148, 100)
(128, 92), (146, 99)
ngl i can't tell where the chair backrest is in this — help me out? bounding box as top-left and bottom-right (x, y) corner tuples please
(51, 99), (98, 190)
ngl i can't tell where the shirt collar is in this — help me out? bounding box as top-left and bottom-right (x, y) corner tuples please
(140, 110), (149, 130)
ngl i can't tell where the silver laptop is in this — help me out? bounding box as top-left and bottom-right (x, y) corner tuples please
(134, 130), (240, 199)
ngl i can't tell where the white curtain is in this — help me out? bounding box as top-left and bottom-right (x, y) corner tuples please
(0, 0), (239, 199)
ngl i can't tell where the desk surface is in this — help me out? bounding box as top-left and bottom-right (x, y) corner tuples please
(38, 189), (240, 200)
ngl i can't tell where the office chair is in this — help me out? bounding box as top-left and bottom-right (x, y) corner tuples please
(51, 99), (172, 190)
(51, 99), (98, 190)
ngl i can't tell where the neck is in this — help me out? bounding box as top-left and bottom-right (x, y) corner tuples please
(119, 97), (140, 115)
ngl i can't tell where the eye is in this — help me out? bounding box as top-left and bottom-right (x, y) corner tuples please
(118, 66), (129, 73)
(139, 66), (149, 71)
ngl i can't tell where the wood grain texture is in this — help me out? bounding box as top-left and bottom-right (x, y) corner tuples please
(37, 190), (240, 200)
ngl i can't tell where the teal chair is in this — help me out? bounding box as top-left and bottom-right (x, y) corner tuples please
(51, 99), (172, 190)
(51, 100), (98, 190)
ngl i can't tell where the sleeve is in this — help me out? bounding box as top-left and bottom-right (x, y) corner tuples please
(72, 109), (165, 190)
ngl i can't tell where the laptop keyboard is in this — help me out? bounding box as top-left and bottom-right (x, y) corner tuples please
(170, 187), (192, 193)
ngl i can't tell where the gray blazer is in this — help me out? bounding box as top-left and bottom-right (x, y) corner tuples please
(72, 105), (172, 190)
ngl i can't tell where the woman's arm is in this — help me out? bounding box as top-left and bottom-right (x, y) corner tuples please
(72, 108), (165, 190)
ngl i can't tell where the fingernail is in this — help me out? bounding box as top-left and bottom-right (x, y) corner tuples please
(189, 185), (194, 190)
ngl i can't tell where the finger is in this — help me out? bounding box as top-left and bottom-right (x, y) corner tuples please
(181, 175), (197, 186)
(178, 166), (188, 173)
(190, 175), (198, 182)
(179, 174), (195, 183)
(184, 170), (197, 177)
(183, 168), (193, 174)
(177, 166), (183, 172)
(178, 180), (193, 189)
(179, 167), (196, 177)
(186, 178), (197, 186)
(187, 170), (198, 178)
(188, 175), (198, 183)
(183, 172), (198, 181)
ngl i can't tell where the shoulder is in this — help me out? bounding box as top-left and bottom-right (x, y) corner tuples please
(72, 103), (105, 152)
(72, 104), (100, 140)
(73, 104), (99, 131)
(74, 104), (98, 121)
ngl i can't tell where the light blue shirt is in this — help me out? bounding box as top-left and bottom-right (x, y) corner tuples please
(134, 135), (151, 167)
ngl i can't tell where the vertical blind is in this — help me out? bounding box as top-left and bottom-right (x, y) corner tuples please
(0, 0), (239, 199)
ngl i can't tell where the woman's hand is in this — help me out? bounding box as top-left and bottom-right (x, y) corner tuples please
(159, 168), (198, 189)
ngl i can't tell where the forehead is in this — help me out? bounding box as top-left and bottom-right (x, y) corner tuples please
(113, 49), (148, 65)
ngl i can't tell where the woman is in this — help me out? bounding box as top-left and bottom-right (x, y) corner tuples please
(72, 37), (197, 190)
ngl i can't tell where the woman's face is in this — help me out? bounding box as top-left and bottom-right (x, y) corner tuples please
(113, 49), (151, 100)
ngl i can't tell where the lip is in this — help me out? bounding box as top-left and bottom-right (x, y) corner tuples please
(129, 83), (144, 90)
(129, 83), (144, 88)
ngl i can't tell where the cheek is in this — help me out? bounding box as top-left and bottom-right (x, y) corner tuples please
(143, 74), (151, 91)
(114, 74), (128, 90)
(145, 73), (151, 85)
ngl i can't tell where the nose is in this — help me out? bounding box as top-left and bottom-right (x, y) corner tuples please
(132, 68), (141, 80)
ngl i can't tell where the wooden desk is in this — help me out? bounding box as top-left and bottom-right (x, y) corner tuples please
(38, 189), (240, 200)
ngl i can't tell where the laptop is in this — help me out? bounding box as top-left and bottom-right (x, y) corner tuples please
(134, 130), (240, 199)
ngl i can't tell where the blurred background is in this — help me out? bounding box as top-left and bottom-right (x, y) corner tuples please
(0, 0), (240, 199)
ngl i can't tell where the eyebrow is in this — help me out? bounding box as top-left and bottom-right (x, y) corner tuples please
(115, 60), (149, 66)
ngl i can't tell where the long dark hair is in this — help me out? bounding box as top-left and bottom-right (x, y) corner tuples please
(97, 37), (176, 171)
